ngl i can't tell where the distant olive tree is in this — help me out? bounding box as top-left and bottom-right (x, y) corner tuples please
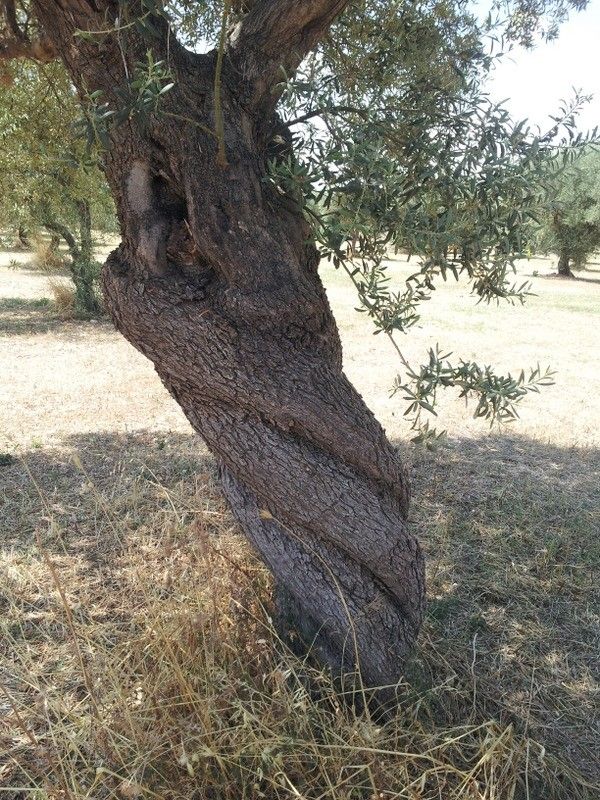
(0, 61), (115, 314)
(536, 147), (600, 276)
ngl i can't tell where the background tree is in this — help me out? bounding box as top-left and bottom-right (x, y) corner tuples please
(0, 0), (589, 688)
(536, 146), (600, 276)
(0, 60), (115, 314)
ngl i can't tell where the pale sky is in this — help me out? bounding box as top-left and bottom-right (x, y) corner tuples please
(485, 2), (600, 131)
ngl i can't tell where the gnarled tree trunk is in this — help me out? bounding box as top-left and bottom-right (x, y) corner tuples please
(17, 224), (30, 248)
(31, 0), (425, 687)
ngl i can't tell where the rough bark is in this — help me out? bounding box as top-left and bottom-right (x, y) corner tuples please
(72, 200), (101, 314)
(17, 224), (30, 248)
(29, 0), (425, 687)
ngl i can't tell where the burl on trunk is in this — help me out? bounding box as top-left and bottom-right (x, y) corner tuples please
(30, 0), (425, 687)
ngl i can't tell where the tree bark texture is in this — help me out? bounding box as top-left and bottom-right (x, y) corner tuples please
(31, 0), (425, 687)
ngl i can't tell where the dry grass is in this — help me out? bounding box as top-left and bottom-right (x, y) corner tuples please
(45, 279), (79, 319)
(31, 241), (69, 275)
(0, 252), (599, 799)
(0, 233), (111, 323)
(29, 240), (81, 320)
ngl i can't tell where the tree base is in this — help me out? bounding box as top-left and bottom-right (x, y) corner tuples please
(273, 582), (399, 711)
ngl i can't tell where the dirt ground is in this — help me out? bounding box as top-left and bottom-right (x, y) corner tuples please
(1, 247), (599, 451)
(1, 247), (599, 799)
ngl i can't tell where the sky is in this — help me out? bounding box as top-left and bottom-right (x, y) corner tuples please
(484, 2), (600, 131)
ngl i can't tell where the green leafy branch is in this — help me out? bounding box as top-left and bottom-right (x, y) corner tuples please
(393, 346), (555, 435)
(76, 51), (216, 159)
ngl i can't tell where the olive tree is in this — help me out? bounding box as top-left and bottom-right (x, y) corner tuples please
(0, 60), (115, 313)
(536, 147), (600, 276)
(0, 0), (587, 686)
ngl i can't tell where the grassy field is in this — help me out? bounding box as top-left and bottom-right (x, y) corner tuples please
(0, 247), (599, 799)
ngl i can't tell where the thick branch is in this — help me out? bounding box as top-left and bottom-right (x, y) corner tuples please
(3, 0), (25, 41)
(43, 220), (80, 261)
(229, 0), (349, 111)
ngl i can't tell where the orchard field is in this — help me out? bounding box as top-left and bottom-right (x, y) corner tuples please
(1, 247), (598, 799)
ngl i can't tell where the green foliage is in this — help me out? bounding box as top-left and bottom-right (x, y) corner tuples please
(0, 60), (115, 313)
(4, 0), (593, 432)
(77, 50), (176, 153)
(0, 62), (114, 233)
(499, 0), (590, 46)
(71, 0), (593, 437)
(261, 1), (592, 437)
(393, 346), (555, 437)
(536, 146), (600, 272)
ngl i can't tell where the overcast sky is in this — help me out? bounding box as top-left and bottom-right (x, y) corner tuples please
(485, 2), (600, 131)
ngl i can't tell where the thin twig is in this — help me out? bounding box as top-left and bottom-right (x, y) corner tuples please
(214, 0), (230, 168)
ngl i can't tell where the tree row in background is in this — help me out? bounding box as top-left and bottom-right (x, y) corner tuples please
(0, 61), (116, 314)
(535, 145), (600, 276)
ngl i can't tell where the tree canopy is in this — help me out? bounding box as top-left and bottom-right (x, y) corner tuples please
(0, 57), (115, 311)
(536, 145), (600, 275)
(0, 60), (114, 237)
(0, 0), (591, 428)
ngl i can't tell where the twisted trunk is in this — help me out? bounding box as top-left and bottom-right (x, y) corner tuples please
(17, 224), (30, 248)
(31, 0), (425, 687)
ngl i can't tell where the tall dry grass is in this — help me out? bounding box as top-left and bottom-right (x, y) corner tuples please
(1, 432), (597, 800)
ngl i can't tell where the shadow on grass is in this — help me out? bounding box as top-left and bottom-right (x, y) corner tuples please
(573, 272), (600, 285)
(0, 296), (65, 336)
(0, 296), (109, 335)
(0, 297), (52, 311)
(0, 242), (34, 255)
(0, 430), (216, 564)
(534, 263), (600, 285)
(1, 429), (599, 786)
(399, 433), (600, 783)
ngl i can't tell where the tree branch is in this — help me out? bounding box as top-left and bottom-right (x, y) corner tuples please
(229, 0), (349, 112)
(3, 0), (25, 41)
(43, 220), (80, 261)
(286, 104), (371, 126)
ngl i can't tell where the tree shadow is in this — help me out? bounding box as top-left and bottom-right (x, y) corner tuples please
(0, 297), (52, 311)
(537, 272), (600, 286)
(0, 298), (109, 336)
(0, 306), (63, 336)
(0, 242), (34, 255)
(532, 261), (600, 285)
(573, 273), (600, 286)
(0, 261), (43, 274)
(0, 297), (63, 336)
(394, 432), (600, 783)
(1, 428), (598, 784)
(1, 430), (217, 568)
